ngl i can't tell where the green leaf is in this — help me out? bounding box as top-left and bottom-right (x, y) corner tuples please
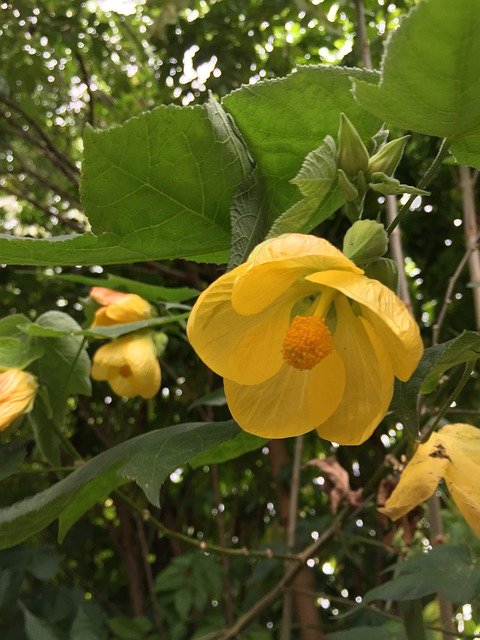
(107, 616), (153, 640)
(189, 431), (267, 468)
(267, 187), (344, 238)
(327, 626), (405, 640)
(0, 103), (247, 266)
(223, 66), (381, 219)
(0, 314), (31, 337)
(228, 167), (269, 269)
(353, 0), (480, 167)
(421, 331), (480, 393)
(70, 603), (107, 640)
(55, 273), (198, 303)
(20, 603), (62, 640)
(0, 441), (26, 482)
(391, 331), (480, 433)
(0, 336), (44, 369)
(399, 601), (426, 640)
(0, 420), (240, 549)
(369, 173), (429, 196)
(31, 311), (91, 425)
(28, 407), (61, 468)
(363, 545), (480, 604)
(290, 136), (337, 199)
(188, 387), (226, 410)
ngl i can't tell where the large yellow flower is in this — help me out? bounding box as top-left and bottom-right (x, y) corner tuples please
(380, 423), (480, 536)
(91, 333), (161, 399)
(0, 369), (37, 431)
(187, 233), (422, 444)
(90, 287), (152, 327)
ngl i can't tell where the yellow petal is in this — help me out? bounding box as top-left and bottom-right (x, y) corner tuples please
(380, 433), (448, 520)
(305, 270), (423, 380)
(92, 335), (160, 399)
(233, 235), (362, 316)
(92, 293), (152, 327)
(224, 350), (346, 438)
(188, 265), (312, 384)
(439, 424), (480, 535)
(248, 234), (363, 272)
(90, 287), (128, 305)
(316, 297), (393, 445)
(0, 369), (37, 431)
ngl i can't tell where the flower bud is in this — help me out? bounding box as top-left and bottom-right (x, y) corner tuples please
(153, 331), (169, 357)
(368, 136), (409, 178)
(337, 169), (358, 202)
(365, 258), (399, 292)
(343, 219), (388, 266)
(337, 113), (369, 176)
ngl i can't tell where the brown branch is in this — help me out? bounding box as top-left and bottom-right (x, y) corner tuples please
(218, 509), (347, 640)
(7, 145), (81, 208)
(354, 0), (373, 69)
(133, 512), (166, 638)
(4, 116), (79, 187)
(0, 95), (79, 178)
(0, 183), (83, 232)
(75, 52), (95, 126)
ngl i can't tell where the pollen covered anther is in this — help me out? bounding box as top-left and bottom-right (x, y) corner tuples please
(282, 315), (334, 370)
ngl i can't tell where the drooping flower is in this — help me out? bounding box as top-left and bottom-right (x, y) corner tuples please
(0, 369), (37, 431)
(187, 233), (422, 445)
(90, 287), (152, 327)
(89, 287), (160, 399)
(91, 333), (161, 399)
(380, 423), (480, 535)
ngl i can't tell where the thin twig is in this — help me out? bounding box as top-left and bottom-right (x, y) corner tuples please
(432, 246), (475, 345)
(280, 436), (304, 640)
(387, 139), (452, 235)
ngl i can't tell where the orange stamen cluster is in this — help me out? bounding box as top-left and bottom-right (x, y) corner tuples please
(282, 315), (333, 370)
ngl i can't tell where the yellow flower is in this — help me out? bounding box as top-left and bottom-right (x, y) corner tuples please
(90, 287), (152, 327)
(91, 333), (161, 399)
(380, 424), (480, 535)
(0, 369), (37, 431)
(187, 233), (422, 444)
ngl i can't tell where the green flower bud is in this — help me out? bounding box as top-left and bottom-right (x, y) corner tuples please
(368, 136), (409, 178)
(365, 258), (399, 293)
(343, 219), (388, 266)
(153, 331), (169, 357)
(337, 113), (369, 176)
(337, 169), (358, 202)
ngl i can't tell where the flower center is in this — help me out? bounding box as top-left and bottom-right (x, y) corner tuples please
(119, 364), (133, 378)
(282, 315), (333, 370)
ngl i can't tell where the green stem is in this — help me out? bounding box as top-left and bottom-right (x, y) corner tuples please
(386, 138), (452, 235)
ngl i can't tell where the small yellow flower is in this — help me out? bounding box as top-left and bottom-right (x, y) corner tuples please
(380, 424), (480, 536)
(91, 333), (161, 399)
(187, 233), (422, 444)
(0, 369), (37, 431)
(90, 287), (152, 327)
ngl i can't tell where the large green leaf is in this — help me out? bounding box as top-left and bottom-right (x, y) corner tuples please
(0, 103), (246, 266)
(353, 0), (480, 167)
(363, 545), (480, 604)
(0, 420), (239, 549)
(223, 66), (381, 219)
(328, 626), (405, 640)
(20, 603), (62, 640)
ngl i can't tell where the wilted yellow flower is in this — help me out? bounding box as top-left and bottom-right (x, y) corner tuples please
(91, 333), (161, 399)
(90, 287), (152, 327)
(0, 369), (37, 431)
(187, 233), (422, 444)
(380, 423), (480, 535)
